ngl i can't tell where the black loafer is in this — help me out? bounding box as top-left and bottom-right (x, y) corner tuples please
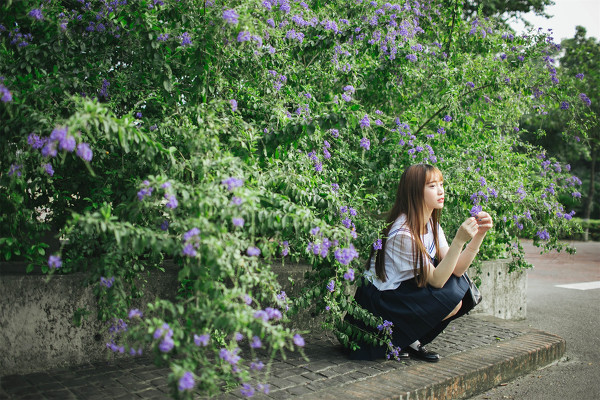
(406, 345), (440, 363)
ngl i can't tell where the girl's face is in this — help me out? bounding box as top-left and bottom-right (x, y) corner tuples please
(423, 175), (444, 212)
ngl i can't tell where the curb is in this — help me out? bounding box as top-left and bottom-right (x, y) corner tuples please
(0, 316), (566, 400)
(300, 328), (566, 400)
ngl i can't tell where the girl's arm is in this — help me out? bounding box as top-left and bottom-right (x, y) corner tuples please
(452, 211), (494, 276)
(425, 217), (479, 288)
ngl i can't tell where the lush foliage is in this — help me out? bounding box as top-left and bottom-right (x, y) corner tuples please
(0, 0), (588, 397)
(521, 26), (599, 222)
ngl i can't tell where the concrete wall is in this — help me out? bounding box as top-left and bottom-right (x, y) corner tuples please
(0, 259), (525, 376)
(0, 263), (179, 376)
(468, 259), (527, 320)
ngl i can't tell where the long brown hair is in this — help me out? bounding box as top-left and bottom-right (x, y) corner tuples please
(367, 164), (443, 287)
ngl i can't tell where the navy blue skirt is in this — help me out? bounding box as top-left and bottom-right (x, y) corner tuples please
(345, 273), (469, 360)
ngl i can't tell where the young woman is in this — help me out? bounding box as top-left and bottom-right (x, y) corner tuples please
(346, 163), (493, 362)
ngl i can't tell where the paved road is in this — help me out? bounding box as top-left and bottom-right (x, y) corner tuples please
(469, 240), (600, 400)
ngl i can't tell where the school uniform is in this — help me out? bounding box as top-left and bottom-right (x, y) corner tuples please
(345, 214), (469, 360)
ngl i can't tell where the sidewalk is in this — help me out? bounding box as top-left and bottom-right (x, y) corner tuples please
(0, 314), (565, 400)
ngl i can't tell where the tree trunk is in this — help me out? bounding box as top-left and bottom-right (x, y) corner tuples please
(583, 144), (597, 241)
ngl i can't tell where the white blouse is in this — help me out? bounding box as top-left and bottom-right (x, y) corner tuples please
(364, 214), (448, 291)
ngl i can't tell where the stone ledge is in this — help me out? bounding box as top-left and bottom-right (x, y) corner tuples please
(298, 325), (565, 400)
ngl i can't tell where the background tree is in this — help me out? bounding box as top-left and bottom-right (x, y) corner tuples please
(521, 26), (599, 238)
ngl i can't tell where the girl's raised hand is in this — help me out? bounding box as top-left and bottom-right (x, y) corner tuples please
(455, 217), (479, 244)
(474, 211), (493, 234)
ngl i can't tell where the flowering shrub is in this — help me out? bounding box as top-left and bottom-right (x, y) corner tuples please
(0, 0), (587, 397)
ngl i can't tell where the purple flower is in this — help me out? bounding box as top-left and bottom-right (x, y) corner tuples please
(230, 99), (238, 112)
(76, 143), (93, 161)
(232, 217), (244, 227)
(560, 101), (570, 110)
(280, 241), (289, 257)
(536, 230), (550, 241)
(250, 360), (264, 371)
(165, 194), (178, 209)
(360, 114), (370, 128)
(222, 9), (239, 24)
(157, 33), (169, 42)
(28, 9), (44, 20)
(343, 85), (355, 93)
(128, 309), (143, 319)
(50, 126), (67, 142)
(178, 372), (195, 392)
(247, 246), (261, 256)
(360, 137), (370, 150)
(575, 73), (584, 80)
(330, 129), (339, 138)
(437, 127), (446, 135)
(159, 336), (174, 352)
(572, 192), (581, 198)
(194, 333), (209, 346)
(8, 164), (22, 177)
(0, 84), (12, 102)
(254, 310), (269, 321)
(180, 32), (192, 47)
(219, 347), (241, 365)
(579, 93), (591, 107)
(137, 187), (153, 201)
(265, 307), (282, 320)
(343, 268), (355, 281)
(237, 31), (251, 42)
(183, 227), (200, 241)
(443, 115), (452, 122)
(293, 334), (305, 347)
(43, 163), (54, 176)
(373, 239), (382, 251)
(231, 196), (243, 206)
(335, 245), (358, 265)
(250, 336), (262, 349)
(244, 294), (253, 305)
(221, 177), (244, 191)
(48, 255), (62, 269)
(466, 81), (475, 88)
(326, 280), (335, 292)
(182, 244), (197, 257)
(154, 323), (172, 340)
(470, 205), (483, 217)
(478, 177), (487, 186)
(135, 112), (142, 119)
(405, 54), (417, 62)
(234, 332), (243, 342)
(28, 133), (43, 149)
(331, 183), (339, 192)
(310, 227), (320, 235)
(240, 383), (254, 397)
(58, 135), (76, 152)
(100, 276), (115, 288)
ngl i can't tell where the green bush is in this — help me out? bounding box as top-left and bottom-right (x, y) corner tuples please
(0, 0), (589, 397)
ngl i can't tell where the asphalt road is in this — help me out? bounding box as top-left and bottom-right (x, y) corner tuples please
(469, 240), (600, 400)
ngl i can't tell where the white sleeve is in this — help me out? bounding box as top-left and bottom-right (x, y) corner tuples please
(385, 232), (418, 275)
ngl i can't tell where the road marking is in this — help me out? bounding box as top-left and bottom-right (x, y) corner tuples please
(555, 281), (600, 290)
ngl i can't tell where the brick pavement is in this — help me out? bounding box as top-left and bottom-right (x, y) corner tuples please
(0, 315), (565, 399)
